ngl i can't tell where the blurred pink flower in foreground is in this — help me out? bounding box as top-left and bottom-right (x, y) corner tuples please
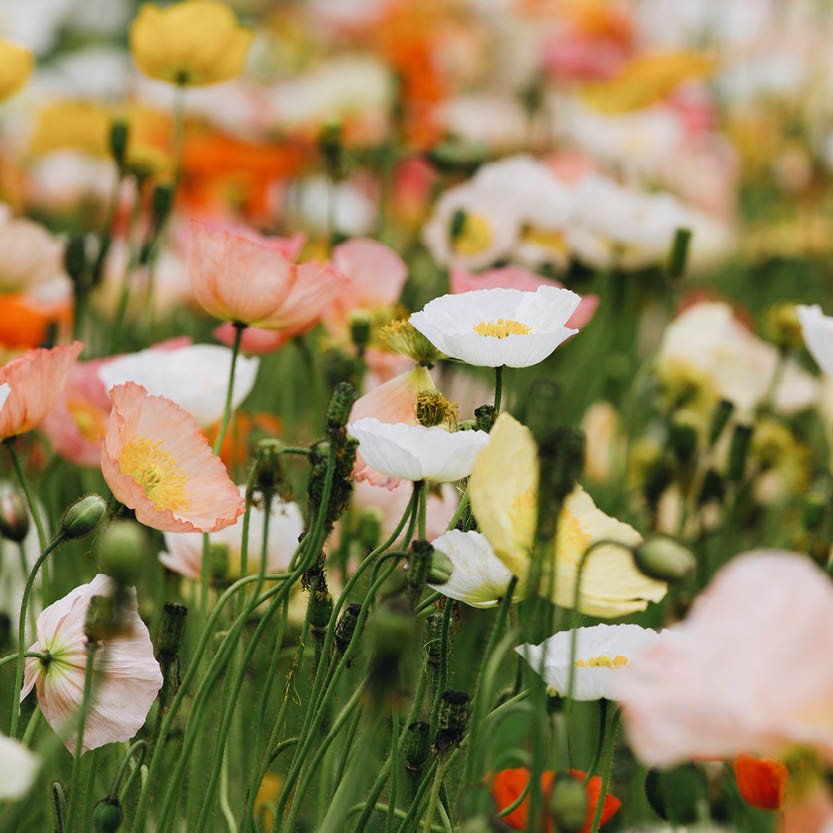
(21, 574), (162, 754)
(449, 266), (598, 329)
(616, 551), (833, 767)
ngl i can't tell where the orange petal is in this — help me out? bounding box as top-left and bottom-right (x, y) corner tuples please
(733, 756), (788, 811)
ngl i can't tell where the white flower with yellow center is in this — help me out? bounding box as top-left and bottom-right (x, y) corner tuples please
(347, 417), (489, 483)
(410, 287), (581, 368)
(517, 624), (658, 700)
(797, 304), (833, 377)
(427, 529), (524, 609)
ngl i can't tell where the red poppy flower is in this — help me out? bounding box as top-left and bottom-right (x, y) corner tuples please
(733, 756), (788, 811)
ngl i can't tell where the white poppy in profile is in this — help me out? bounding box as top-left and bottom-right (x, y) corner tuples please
(516, 623), (658, 701)
(428, 529), (523, 608)
(409, 287), (581, 368)
(347, 418), (489, 482)
(0, 731), (39, 800)
(98, 343), (259, 427)
(159, 486), (304, 580)
(0, 382), (10, 412)
(797, 304), (833, 377)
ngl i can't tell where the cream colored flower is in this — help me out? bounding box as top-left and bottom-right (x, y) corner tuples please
(0, 732), (38, 800)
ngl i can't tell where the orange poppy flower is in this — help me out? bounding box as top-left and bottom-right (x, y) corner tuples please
(489, 766), (621, 833)
(733, 756), (788, 811)
(0, 293), (72, 350)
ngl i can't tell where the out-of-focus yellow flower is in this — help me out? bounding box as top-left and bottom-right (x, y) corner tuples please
(0, 40), (32, 102)
(130, 1), (253, 86)
(580, 50), (716, 114)
(470, 412), (667, 617)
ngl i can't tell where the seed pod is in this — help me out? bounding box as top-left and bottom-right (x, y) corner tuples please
(334, 603), (362, 654)
(435, 689), (469, 751)
(326, 382), (358, 435)
(403, 721), (430, 771)
(93, 797), (123, 832)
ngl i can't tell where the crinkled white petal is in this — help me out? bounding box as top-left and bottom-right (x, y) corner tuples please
(798, 304), (833, 378)
(428, 529), (521, 608)
(348, 418), (489, 482)
(0, 732), (39, 800)
(99, 344), (260, 427)
(516, 624), (658, 701)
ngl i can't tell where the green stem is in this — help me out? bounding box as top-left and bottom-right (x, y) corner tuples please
(494, 365), (504, 412)
(589, 709), (620, 833)
(0, 651), (49, 669)
(428, 601), (453, 742)
(6, 441), (47, 552)
(110, 179), (145, 353)
(584, 700), (608, 784)
(445, 487), (469, 532)
(110, 740), (147, 801)
(417, 481), (427, 540)
(386, 708), (400, 833)
(421, 755), (448, 833)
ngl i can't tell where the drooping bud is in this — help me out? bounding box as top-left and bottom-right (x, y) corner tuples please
(474, 404), (497, 434)
(379, 320), (443, 364)
(334, 603), (362, 654)
(84, 594), (119, 643)
(633, 536), (696, 584)
(61, 494), (107, 540)
(416, 391), (458, 428)
(428, 549), (453, 585)
(549, 774), (588, 833)
(403, 721), (430, 772)
(97, 520), (145, 585)
(407, 539), (433, 601)
(666, 227), (692, 280)
(708, 399), (734, 446)
(108, 118), (129, 168)
(349, 310), (373, 354)
(64, 235), (87, 286)
(0, 490), (30, 543)
(93, 797), (123, 833)
(727, 423), (753, 483)
(157, 602), (187, 663)
(327, 382), (357, 436)
(435, 689), (469, 751)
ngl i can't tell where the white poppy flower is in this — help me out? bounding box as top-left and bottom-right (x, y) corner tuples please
(347, 418), (489, 482)
(98, 344), (259, 428)
(0, 382), (9, 412)
(797, 304), (833, 377)
(0, 732), (39, 800)
(428, 529), (523, 609)
(516, 623), (658, 701)
(410, 287), (580, 368)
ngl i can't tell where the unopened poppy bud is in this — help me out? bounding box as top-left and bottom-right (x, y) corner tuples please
(407, 539), (433, 599)
(255, 438), (285, 492)
(84, 594), (118, 643)
(97, 520), (145, 585)
(0, 490), (29, 543)
(697, 468), (725, 506)
(93, 797), (123, 833)
(708, 398), (734, 446)
(634, 536), (696, 584)
(428, 550), (453, 585)
(334, 603), (362, 654)
(64, 235), (87, 285)
(151, 183), (174, 228)
(436, 689), (469, 751)
(327, 381), (357, 434)
(404, 720), (430, 770)
(61, 494), (107, 540)
(549, 774), (587, 833)
(728, 423), (753, 483)
(157, 602), (187, 662)
(669, 410), (699, 466)
(349, 310), (372, 353)
(309, 588), (334, 634)
(666, 226), (692, 280)
(357, 509), (382, 551)
(644, 763), (706, 823)
(423, 613), (443, 664)
(209, 542), (230, 579)
(474, 404), (496, 433)
(803, 491), (827, 531)
(109, 118), (129, 168)
(426, 139), (487, 176)
(539, 427), (585, 523)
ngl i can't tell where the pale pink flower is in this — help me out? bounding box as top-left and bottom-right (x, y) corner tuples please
(363, 349), (414, 390)
(213, 321), (312, 355)
(21, 574), (163, 754)
(100, 382), (244, 533)
(0, 342), (83, 441)
(616, 551), (833, 767)
(449, 266), (598, 329)
(187, 221), (345, 329)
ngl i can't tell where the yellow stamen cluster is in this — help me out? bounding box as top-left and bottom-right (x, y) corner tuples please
(452, 213), (493, 255)
(119, 436), (192, 512)
(379, 319), (443, 363)
(416, 391), (460, 429)
(472, 319), (532, 339)
(575, 655), (630, 668)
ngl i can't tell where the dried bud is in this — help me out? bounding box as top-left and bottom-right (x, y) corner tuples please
(61, 494), (107, 540)
(708, 399), (734, 446)
(64, 235), (87, 285)
(728, 423), (753, 483)
(379, 320), (443, 364)
(97, 520), (145, 585)
(666, 227), (692, 280)
(157, 602), (187, 662)
(349, 310), (372, 353)
(0, 490), (30, 543)
(416, 391), (458, 428)
(255, 438), (286, 494)
(428, 550), (453, 585)
(474, 404), (497, 434)
(334, 603), (362, 654)
(309, 588), (334, 633)
(93, 797), (123, 833)
(327, 382), (357, 435)
(436, 689), (469, 751)
(404, 721), (430, 770)
(549, 775), (587, 833)
(109, 118), (129, 168)
(633, 536), (696, 584)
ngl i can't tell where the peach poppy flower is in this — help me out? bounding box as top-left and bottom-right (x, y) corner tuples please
(329, 238), (407, 315)
(21, 573), (163, 754)
(187, 220), (346, 329)
(100, 382), (244, 533)
(615, 551), (833, 768)
(0, 341), (82, 440)
(449, 266), (599, 329)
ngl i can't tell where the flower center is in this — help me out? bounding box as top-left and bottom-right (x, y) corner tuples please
(521, 228), (568, 257)
(118, 436), (192, 512)
(67, 398), (107, 444)
(472, 319), (532, 339)
(452, 213), (493, 255)
(575, 655), (630, 668)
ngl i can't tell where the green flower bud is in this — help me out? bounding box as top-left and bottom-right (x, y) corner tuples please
(84, 595), (118, 643)
(61, 494), (107, 540)
(426, 139), (487, 176)
(644, 763), (706, 823)
(697, 468), (725, 506)
(151, 183), (174, 228)
(93, 797), (123, 833)
(157, 602), (187, 662)
(708, 398), (734, 446)
(327, 381), (357, 435)
(428, 550), (453, 585)
(524, 380), (560, 448)
(666, 226), (692, 280)
(97, 520), (145, 585)
(634, 536), (696, 584)
(474, 404), (497, 434)
(0, 490), (30, 543)
(64, 235), (87, 285)
(766, 302), (804, 352)
(334, 603), (362, 654)
(727, 423), (753, 483)
(109, 118), (129, 168)
(549, 774), (587, 833)
(323, 345), (358, 390)
(309, 588), (334, 634)
(349, 310), (372, 353)
(435, 689), (469, 751)
(643, 458), (673, 508)
(403, 720), (430, 770)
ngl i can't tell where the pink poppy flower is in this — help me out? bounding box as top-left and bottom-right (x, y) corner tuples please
(0, 341), (83, 441)
(615, 551), (833, 768)
(363, 349), (414, 390)
(213, 321), (313, 355)
(21, 574), (163, 754)
(100, 382), (244, 533)
(449, 266), (598, 329)
(349, 366), (435, 489)
(187, 221), (345, 329)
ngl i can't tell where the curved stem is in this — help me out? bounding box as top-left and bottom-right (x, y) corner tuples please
(111, 740), (147, 801)
(6, 439), (47, 552)
(445, 487), (469, 532)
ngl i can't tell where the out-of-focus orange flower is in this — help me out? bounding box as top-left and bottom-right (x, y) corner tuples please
(734, 756), (788, 811)
(0, 294), (72, 350)
(208, 411), (283, 472)
(488, 767), (621, 832)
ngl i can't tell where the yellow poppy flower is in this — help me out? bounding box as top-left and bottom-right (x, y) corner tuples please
(130, 0), (253, 86)
(470, 412), (667, 617)
(0, 39), (33, 102)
